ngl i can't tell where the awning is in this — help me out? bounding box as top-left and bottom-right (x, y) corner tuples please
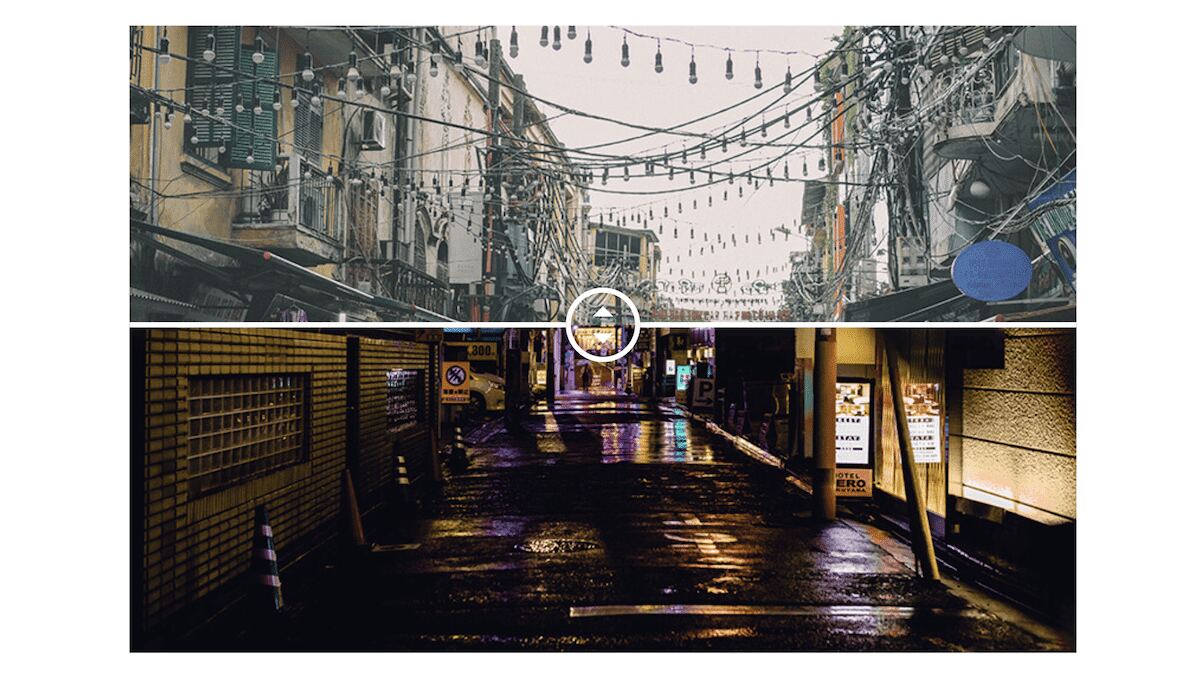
(1028, 170), (1076, 211)
(132, 219), (459, 322)
(844, 279), (975, 322)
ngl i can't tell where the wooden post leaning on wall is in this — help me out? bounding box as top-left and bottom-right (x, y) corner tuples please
(883, 332), (940, 581)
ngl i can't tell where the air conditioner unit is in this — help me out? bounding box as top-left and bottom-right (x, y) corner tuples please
(360, 110), (387, 151)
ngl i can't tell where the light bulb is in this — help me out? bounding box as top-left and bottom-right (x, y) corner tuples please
(301, 52), (314, 81)
(430, 55), (439, 77)
(584, 32), (593, 63)
(754, 60), (763, 89)
(725, 53), (734, 80)
(252, 37), (265, 64)
(510, 27), (519, 58)
(203, 33), (216, 62)
(337, 78), (346, 97)
(347, 50), (360, 81)
(567, 26), (577, 40)
(182, 109), (192, 124)
(689, 52), (698, 84)
(246, 152), (255, 164)
(621, 36), (630, 67)
(540, 26), (549, 48)
(381, 81), (391, 96)
(157, 35), (170, 64)
(235, 94), (245, 113)
(253, 97), (263, 115)
(655, 42), (663, 73)
(553, 26), (561, 50)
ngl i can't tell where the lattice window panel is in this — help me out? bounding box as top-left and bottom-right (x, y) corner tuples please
(186, 374), (310, 495)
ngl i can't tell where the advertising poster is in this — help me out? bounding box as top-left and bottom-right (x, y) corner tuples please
(904, 383), (942, 463)
(835, 381), (871, 466)
(385, 369), (422, 433)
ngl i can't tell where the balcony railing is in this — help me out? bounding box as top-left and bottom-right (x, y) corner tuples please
(231, 156), (345, 266)
(391, 259), (454, 319)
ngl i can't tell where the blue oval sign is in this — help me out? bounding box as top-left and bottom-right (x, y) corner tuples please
(951, 241), (1032, 302)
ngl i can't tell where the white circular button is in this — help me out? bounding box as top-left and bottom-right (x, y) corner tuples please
(564, 287), (641, 363)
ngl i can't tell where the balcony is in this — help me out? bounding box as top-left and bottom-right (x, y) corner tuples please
(928, 66), (1002, 161)
(230, 156), (345, 266)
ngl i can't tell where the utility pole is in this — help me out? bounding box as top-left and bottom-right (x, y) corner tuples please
(812, 327), (837, 520)
(889, 25), (928, 290)
(483, 37), (503, 322)
(883, 332), (940, 581)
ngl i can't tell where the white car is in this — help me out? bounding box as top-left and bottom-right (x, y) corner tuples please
(469, 371), (506, 414)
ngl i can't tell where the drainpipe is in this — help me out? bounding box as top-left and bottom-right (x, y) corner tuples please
(148, 26), (161, 224)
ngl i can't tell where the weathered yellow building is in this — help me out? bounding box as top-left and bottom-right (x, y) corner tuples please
(131, 26), (588, 322)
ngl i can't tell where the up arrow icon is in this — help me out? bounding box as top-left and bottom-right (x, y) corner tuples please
(593, 306), (614, 319)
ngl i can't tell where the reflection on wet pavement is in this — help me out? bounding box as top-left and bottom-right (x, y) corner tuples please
(251, 391), (1067, 651)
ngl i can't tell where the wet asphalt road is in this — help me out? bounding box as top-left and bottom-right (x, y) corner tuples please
(223, 391), (1067, 651)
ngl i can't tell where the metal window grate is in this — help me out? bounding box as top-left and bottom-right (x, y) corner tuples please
(186, 374), (310, 495)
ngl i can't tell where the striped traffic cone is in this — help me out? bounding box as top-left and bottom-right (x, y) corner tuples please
(250, 504), (283, 613)
(394, 444), (412, 504)
(448, 425), (469, 473)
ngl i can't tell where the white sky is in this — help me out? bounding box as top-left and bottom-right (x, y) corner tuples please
(506, 26), (839, 309)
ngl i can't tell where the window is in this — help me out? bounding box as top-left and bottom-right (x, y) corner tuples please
(186, 374), (310, 496)
(184, 26), (240, 164)
(293, 67), (325, 159)
(183, 27), (278, 171)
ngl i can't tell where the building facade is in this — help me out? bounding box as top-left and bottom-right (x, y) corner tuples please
(131, 26), (589, 323)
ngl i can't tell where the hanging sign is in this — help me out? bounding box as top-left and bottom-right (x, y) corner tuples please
(904, 383), (942, 464)
(835, 381), (872, 466)
(441, 361), (470, 405)
(951, 240), (1033, 302)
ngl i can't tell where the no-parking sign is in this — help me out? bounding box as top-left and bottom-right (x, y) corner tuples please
(441, 361), (470, 404)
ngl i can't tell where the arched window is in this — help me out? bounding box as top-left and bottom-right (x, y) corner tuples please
(413, 208), (431, 273)
(437, 240), (449, 282)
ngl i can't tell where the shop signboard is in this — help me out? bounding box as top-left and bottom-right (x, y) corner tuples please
(665, 359), (677, 376)
(904, 383), (942, 463)
(675, 364), (693, 391)
(441, 361), (470, 405)
(446, 341), (498, 362)
(836, 469), (873, 498)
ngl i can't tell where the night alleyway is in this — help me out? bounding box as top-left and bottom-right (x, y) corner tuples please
(184, 391), (1068, 651)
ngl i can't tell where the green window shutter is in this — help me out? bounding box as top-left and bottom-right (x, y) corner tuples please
(294, 77), (325, 160)
(185, 26), (240, 148)
(228, 47), (278, 170)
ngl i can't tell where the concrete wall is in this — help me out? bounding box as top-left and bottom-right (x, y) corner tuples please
(958, 328), (1076, 522)
(136, 329), (436, 638)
